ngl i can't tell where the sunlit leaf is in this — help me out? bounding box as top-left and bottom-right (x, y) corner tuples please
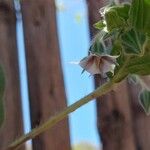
(104, 3), (130, 32)
(105, 8), (125, 32)
(93, 21), (106, 30)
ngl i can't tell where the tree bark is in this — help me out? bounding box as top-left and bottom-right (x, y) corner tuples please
(128, 80), (150, 150)
(95, 77), (136, 150)
(0, 1), (24, 150)
(21, 0), (71, 150)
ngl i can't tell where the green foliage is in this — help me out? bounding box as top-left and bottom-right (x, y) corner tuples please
(0, 65), (5, 128)
(93, 21), (106, 30)
(129, 0), (150, 34)
(120, 29), (146, 55)
(89, 31), (114, 55)
(104, 3), (130, 32)
(105, 8), (125, 32)
(139, 90), (150, 115)
(80, 0), (150, 115)
(125, 54), (150, 76)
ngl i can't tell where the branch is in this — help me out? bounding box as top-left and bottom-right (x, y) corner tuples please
(6, 80), (115, 150)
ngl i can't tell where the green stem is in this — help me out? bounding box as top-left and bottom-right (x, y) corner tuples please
(113, 56), (131, 82)
(6, 80), (115, 150)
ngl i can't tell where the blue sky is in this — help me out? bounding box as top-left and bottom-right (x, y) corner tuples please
(16, 0), (101, 148)
(56, 0), (100, 147)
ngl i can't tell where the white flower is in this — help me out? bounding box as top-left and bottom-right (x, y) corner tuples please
(79, 53), (119, 77)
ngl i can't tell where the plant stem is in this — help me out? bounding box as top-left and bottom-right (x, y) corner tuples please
(6, 80), (115, 150)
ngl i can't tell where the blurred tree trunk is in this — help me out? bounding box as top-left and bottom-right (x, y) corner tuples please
(21, 0), (71, 150)
(128, 80), (150, 150)
(95, 78), (136, 150)
(87, 0), (150, 150)
(0, 1), (24, 150)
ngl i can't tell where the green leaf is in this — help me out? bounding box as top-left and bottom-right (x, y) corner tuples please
(121, 29), (146, 55)
(88, 1), (150, 82)
(139, 90), (150, 115)
(126, 54), (150, 76)
(105, 8), (125, 32)
(89, 31), (112, 55)
(128, 75), (139, 85)
(129, 0), (150, 34)
(116, 37), (150, 80)
(104, 3), (130, 32)
(90, 39), (104, 54)
(112, 41), (150, 83)
(144, 0), (150, 34)
(112, 40), (150, 82)
(113, 3), (130, 21)
(0, 65), (5, 128)
(129, 0), (144, 31)
(93, 21), (106, 30)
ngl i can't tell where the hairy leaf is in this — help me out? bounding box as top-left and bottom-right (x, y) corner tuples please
(139, 90), (150, 115)
(81, 0), (150, 82)
(144, 0), (150, 34)
(113, 37), (150, 82)
(129, 0), (150, 34)
(126, 53), (150, 76)
(105, 9), (125, 32)
(121, 29), (146, 55)
(89, 31), (112, 55)
(93, 21), (106, 30)
(104, 3), (130, 32)
(113, 3), (130, 21)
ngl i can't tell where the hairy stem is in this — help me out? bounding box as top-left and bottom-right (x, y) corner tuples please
(6, 80), (115, 150)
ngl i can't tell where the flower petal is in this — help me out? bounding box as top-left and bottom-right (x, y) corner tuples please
(100, 58), (116, 77)
(79, 55), (102, 75)
(79, 53), (119, 77)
